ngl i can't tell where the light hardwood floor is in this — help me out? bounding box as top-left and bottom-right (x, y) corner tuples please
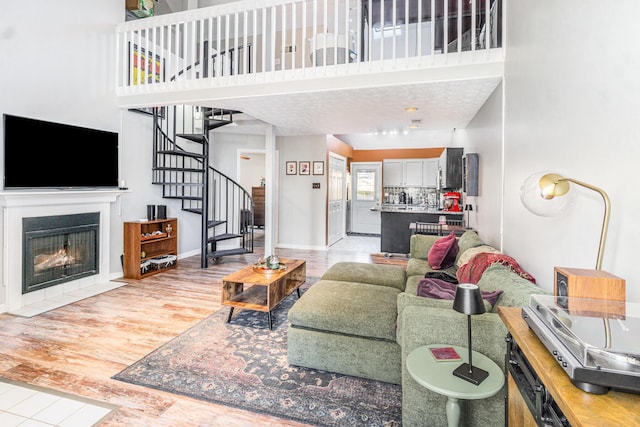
(0, 232), (406, 426)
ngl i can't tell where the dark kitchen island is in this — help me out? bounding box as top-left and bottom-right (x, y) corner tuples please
(378, 207), (464, 255)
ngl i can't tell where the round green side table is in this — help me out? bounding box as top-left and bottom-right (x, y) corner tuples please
(406, 344), (505, 427)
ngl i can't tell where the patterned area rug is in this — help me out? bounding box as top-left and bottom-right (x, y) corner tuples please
(113, 279), (401, 427)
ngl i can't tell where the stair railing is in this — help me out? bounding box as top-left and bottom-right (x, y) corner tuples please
(151, 104), (254, 267)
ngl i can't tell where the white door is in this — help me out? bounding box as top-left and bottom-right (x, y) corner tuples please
(328, 154), (346, 246)
(351, 162), (382, 235)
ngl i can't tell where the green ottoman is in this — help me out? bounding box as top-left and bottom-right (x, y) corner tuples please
(321, 261), (407, 291)
(287, 278), (402, 384)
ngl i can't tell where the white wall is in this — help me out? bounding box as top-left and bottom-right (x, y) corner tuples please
(0, 1), (203, 283)
(461, 82), (503, 249)
(502, 1), (640, 302)
(277, 135), (327, 250)
(211, 133), (265, 185)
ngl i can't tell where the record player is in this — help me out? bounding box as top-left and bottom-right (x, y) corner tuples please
(522, 294), (640, 395)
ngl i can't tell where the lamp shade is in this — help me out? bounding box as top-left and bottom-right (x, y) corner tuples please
(520, 171), (576, 217)
(453, 283), (486, 315)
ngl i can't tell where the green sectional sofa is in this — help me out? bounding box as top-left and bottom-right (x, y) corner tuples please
(287, 231), (549, 427)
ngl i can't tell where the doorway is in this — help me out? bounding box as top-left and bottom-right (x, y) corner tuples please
(350, 162), (382, 235)
(327, 153), (346, 246)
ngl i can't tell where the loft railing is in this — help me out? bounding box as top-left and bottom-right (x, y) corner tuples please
(116, 0), (502, 97)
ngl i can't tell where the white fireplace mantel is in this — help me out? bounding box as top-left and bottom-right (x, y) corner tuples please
(0, 189), (123, 207)
(1, 189), (125, 314)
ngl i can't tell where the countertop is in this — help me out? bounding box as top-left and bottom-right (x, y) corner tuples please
(372, 204), (464, 215)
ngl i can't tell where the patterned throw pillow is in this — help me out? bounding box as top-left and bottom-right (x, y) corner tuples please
(427, 232), (459, 270)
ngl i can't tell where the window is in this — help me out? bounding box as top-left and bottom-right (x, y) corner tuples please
(356, 171), (376, 201)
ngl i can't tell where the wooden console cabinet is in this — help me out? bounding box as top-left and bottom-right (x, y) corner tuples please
(498, 307), (640, 426)
(123, 218), (177, 279)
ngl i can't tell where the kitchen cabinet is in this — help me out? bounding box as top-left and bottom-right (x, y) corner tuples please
(438, 147), (463, 189)
(383, 159), (424, 187)
(423, 159), (439, 188)
(463, 153), (479, 196)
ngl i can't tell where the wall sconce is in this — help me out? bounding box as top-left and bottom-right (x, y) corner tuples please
(452, 283), (488, 385)
(520, 172), (610, 270)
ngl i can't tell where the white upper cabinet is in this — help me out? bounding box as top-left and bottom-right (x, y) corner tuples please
(383, 159), (424, 187)
(404, 160), (424, 186)
(383, 160), (404, 186)
(423, 159), (439, 188)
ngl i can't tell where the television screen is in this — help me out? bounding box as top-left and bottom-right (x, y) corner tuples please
(3, 114), (119, 189)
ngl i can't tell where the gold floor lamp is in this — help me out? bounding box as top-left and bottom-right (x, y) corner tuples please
(520, 172), (610, 270)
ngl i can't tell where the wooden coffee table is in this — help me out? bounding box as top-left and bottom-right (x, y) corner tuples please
(221, 258), (306, 329)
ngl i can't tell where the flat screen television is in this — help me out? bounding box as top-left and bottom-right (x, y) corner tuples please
(3, 114), (119, 189)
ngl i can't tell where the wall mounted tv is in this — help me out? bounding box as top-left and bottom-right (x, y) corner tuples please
(3, 114), (119, 189)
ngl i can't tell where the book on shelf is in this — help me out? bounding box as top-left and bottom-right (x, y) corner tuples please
(429, 346), (462, 362)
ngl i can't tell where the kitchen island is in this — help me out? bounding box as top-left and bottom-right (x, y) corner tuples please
(375, 205), (464, 255)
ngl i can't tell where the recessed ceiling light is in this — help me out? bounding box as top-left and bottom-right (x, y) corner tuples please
(405, 107), (418, 112)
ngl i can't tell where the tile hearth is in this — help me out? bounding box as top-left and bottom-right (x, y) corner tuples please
(8, 281), (127, 318)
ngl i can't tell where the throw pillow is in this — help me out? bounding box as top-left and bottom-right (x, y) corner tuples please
(416, 278), (502, 310)
(427, 232), (459, 270)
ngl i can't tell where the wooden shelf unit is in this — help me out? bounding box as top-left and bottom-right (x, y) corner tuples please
(252, 186), (265, 227)
(123, 218), (177, 279)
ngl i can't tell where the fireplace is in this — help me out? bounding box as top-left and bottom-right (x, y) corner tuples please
(23, 212), (100, 294)
(0, 190), (122, 314)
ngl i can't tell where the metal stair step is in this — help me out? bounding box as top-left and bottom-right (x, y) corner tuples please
(205, 119), (233, 129)
(152, 181), (204, 187)
(157, 149), (205, 159)
(208, 233), (241, 242)
(207, 248), (251, 258)
(159, 195), (203, 201)
(153, 166), (204, 173)
(176, 134), (206, 143)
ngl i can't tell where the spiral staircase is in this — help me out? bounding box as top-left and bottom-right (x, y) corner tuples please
(150, 105), (254, 268)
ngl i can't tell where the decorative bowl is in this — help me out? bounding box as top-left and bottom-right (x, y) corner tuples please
(252, 262), (286, 274)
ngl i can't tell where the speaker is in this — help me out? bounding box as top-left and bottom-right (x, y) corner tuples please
(554, 266), (626, 300)
(146, 205), (155, 220)
(157, 205), (167, 219)
(554, 267), (626, 316)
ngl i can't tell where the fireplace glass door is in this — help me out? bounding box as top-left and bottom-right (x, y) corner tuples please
(23, 213), (100, 294)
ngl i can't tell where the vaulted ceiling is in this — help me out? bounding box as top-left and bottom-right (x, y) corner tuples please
(148, 0), (501, 149)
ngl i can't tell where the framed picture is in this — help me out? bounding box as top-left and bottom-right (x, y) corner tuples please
(128, 43), (164, 86)
(299, 161), (310, 175)
(286, 161), (297, 175)
(313, 161), (324, 175)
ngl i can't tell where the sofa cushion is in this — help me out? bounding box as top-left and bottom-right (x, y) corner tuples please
(321, 262), (407, 291)
(454, 230), (486, 265)
(409, 234), (441, 260)
(288, 280), (400, 341)
(476, 264), (549, 312)
(427, 232), (459, 269)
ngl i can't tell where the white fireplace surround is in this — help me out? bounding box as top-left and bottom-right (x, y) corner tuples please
(0, 190), (123, 314)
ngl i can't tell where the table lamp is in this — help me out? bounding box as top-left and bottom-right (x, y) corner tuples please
(452, 283), (489, 385)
